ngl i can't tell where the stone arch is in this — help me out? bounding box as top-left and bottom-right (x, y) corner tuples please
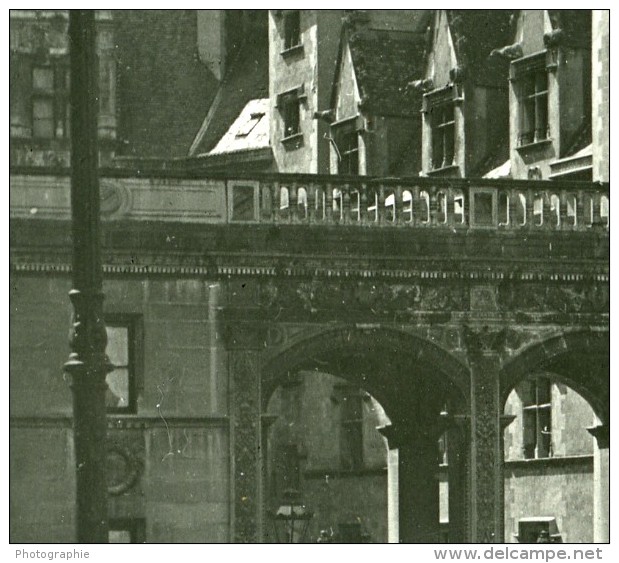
(262, 325), (470, 417)
(500, 329), (609, 423)
(261, 324), (472, 543)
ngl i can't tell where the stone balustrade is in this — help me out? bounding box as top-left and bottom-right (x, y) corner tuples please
(244, 175), (609, 231)
(10, 168), (609, 232)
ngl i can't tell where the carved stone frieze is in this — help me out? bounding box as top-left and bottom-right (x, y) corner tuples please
(498, 281), (609, 315)
(259, 279), (469, 319)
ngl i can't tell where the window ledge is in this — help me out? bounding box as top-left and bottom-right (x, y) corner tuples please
(281, 132), (303, 145)
(281, 44), (304, 57)
(515, 138), (553, 153)
(426, 164), (461, 177)
(505, 453), (593, 469)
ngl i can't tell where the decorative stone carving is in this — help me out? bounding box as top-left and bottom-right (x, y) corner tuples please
(106, 444), (142, 496)
(498, 281), (609, 314)
(228, 325), (263, 543)
(463, 325), (507, 358)
(260, 279), (469, 319)
(471, 357), (502, 543)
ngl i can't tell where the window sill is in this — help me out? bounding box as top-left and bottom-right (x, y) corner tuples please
(515, 137), (552, 153)
(281, 44), (304, 58)
(505, 454), (593, 469)
(426, 164), (461, 177)
(281, 132), (304, 149)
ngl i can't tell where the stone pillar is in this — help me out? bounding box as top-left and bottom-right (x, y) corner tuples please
(380, 422), (444, 543)
(464, 326), (506, 543)
(587, 423), (609, 542)
(446, 416), (469, 543)
(386, 448), (399, 543)
(225, 322), (265, 543)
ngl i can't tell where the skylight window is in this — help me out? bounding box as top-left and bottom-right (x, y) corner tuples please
(235, 112), (265, 138)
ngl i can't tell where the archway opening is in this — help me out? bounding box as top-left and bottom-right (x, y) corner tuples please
(501, 331), (609, 544)
(261, 327), (469, 543)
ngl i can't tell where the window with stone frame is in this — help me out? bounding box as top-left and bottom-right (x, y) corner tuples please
(277, 87), (304, 139)
(340, 388), (363, 470)
(283, 11), (301, 51)
(423, 85), (460, 172)
(431, 100), (456, 170)
(512, 53), (549, 146)
(105, 315), (142, 414)
(31, 62), (70, 139)
(337, 128), (359, 175)
(521, 377), (552, 459)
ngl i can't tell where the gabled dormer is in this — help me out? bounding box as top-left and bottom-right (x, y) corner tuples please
(496, 10), (592, 180)
(419, 10), (514, 178)
(326, 20), (427, 176)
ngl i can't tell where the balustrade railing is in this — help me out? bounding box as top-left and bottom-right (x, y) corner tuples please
(233, 176), (609, 232)
(9, 168), (610, 231)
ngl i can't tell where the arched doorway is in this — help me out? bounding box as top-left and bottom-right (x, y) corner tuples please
(500, 330), (609, 543)
(261, 326), (470, 543)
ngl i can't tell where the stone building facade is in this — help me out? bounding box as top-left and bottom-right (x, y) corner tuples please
(9, 10), (609, 544)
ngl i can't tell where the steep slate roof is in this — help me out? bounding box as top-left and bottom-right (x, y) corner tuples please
(446, 10), (516, 86)
(209, 98), (269, 155)
(346, 28), (426, 117)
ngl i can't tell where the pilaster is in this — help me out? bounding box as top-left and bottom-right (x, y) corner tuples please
(224, 321), (266, 543)
(463, 326), (507, 543)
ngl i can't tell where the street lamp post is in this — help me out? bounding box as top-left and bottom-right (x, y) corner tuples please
(64, 9), (112, 543)
(271, 489), (313, 543)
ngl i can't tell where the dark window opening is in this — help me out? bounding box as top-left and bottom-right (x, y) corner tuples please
(431, 101), (455, 169)
(281, 95), (300, 138)
(337, 129), (359, 175)
(284, 11), (301, 50)
(521, 377), (552, 459)
(518, 65), (548, 146)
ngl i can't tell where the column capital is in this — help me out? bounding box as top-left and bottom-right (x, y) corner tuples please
(463, 324), (507, 360)
(378, 414), (454, 450)
(587, 423), (609, 449)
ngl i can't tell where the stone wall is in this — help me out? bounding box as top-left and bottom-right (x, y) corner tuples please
(592, 10), (609, 182)
(9, 274), (231, 542)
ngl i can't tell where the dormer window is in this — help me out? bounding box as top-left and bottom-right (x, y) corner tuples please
(512, 53), (549, 147)
(423, 84), (462, 175)
(431, 100), (455, 170)
(284, 11), (301, 51)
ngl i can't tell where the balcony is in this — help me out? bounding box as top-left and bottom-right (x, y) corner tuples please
(9, 168), (609, 233)
(247, 175), (609, 232)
